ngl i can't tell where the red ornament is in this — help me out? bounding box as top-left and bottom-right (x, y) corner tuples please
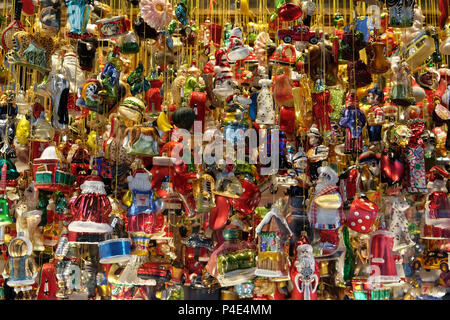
(347, 198), (378, 234)
(229, 179), (261, 215)
(381, 154), (405, 183)
(209, 195), (230, 230)
(277, 4), (302, 22)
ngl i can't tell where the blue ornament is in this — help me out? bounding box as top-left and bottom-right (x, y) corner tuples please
(175, 3), (188, 26)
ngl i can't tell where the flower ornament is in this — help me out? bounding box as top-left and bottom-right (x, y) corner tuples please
(139, 0), (173, 30)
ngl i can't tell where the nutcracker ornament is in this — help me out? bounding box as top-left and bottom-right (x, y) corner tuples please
(286, 149), (312, 243)
(339, 92), (366, 155)
(311, 79), (333, 133)
(366, 87), (385, 150)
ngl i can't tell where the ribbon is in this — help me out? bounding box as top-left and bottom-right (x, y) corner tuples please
(99, 240), (131, 262)
(258, 251), (282, 262)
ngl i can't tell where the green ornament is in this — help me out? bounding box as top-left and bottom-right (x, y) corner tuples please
(37, 190), (52, 226)
(247, 32), (257, 45)
(0, 197), (12, 227)
(329, 88), (346, 121)
(274, 0), (286, 11)
(168, 20), (177, 34)
(0, 158), (19, 181)
(343, 226), (355, 282)
(269, 12), (278, 22)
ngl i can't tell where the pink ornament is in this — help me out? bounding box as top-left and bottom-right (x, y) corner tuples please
(139, 0), (173, 30)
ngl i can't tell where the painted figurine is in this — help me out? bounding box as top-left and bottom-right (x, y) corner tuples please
(306, 125), (329, 182)
(339, 93), (366, 154)
(290, 243), (320, 300)
(65, 0), (93, 38)
(308, 166), (344, 256)
(404, 118), (428, 193)
(312, 80), (332, 133)
(366, 87), (385, 150)
(2, 237), (39, 299)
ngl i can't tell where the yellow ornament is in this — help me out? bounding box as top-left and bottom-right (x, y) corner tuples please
(87, 130), (98, 154)
(16, 117), (30, 145)
(122, 189), (133, 207)
(240, 0), (255, 17)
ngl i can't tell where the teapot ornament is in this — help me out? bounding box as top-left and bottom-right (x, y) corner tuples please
(366, 38), (391, 74)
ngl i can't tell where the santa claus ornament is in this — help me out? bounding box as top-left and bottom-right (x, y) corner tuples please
(67, 175), (113, 234)
(290, 243), (320, 300)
